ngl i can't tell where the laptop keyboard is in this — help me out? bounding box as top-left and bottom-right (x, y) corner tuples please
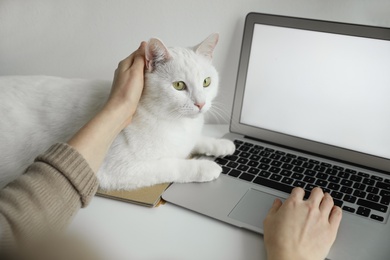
(215, 139), (390, 223)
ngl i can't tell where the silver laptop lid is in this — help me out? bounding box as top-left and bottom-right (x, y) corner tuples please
(231, 12), (390, 172)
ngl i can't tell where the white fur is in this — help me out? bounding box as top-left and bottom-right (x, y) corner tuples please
(0, 34), (235, 190)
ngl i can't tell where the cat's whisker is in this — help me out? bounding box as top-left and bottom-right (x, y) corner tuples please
(207, 102), (231, 124)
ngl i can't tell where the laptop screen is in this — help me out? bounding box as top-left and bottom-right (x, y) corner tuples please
(240, 23), (390, 160)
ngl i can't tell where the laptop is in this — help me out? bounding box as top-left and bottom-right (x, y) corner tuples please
(162, 12), (390, 259)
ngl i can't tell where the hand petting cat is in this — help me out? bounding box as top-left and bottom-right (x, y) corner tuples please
(107, 41), (147, 130)
(68, 42), (147, 173)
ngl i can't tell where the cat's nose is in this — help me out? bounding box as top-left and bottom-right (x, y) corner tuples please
(195, 102), (205, 110)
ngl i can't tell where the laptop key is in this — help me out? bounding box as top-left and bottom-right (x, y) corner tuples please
(367, 194), (380, 203)
(281, 177), (294, 185)
(357, 199), (388, 213)
(247, 160), (259, 167)
(258, 171), (271, 178)
(294, 180), (306, 188)
(353, 190), (367, 198)
(304, 169), (317, 176)
(340, 179), (353, 187)
(249, 155), (261, 161)
(371, 176), (383, 181)
(238, 145), (250, 152)
(260, 158), (271, 164)
(240, 152), (251, 158)
(353, 183), (366, 191)
(291, 159), (303, 166)
(233, 140), (243, 145)
(253, 176), (294, 194)
(356, 207), (371, 217)
(350, 175), (363, 182)
(316, 173), (328, 180)
(269, 167), (281, 174)
(239, 173), (255, 182)
(343, 206), (355, 213)
(280, 170), (292, 177)
(371, 214), (384, 222)
(328, 176), (341, 183)
(280, 156), (292, 163)
(376, 181), (390, 191)
(303, 176), (315, 183)
(305, 184), (316, 191)
(291, 173), (303, 180)
(282, 163), (294, 170)
(315, 179), (328, 187)
(343, 195), (357, 203)
(328, 183), (340, 191)
(228, 169), (242, 177)
(237, 165), (249, 171)
(248, 167), (260, 175)
(380, 196), (390, 206)
(221, 166), (230, 174)
(331, 191), (343, 200)
(366, 186), (379, 194)
(293, 166), (305, 173)
(338, 172), (350, 179)
(237, 158), (248, 164)
(302, 162), (314, 169)
(227, 162), (238, 168)
(363, 178), (375, 186)
(333, 199), (343, 207)
(215, 158), (228, 165)
(259, 163), (270, 170)
(340, 186), (353, 194)
(270, 161), (283, 167)
(270, 174), (282, 181)
(224, 155), (238, 161)
(358, 172), (370, 178)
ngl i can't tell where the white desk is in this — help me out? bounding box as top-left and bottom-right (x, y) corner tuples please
(68, 125), (267, 260)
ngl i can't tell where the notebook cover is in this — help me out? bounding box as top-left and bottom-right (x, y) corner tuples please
(96, 183), (171, 207)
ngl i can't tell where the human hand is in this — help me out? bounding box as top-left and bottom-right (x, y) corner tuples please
(67, 42), (146, 172)
(263, 187), (342, 260)
(105, 41), (146, 130)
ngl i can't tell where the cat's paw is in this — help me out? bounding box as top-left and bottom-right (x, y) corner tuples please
(206, 139), (236, 157)
(194, 160), (222, 182)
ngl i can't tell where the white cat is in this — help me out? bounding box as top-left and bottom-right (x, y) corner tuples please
(0, 33), (235, 190)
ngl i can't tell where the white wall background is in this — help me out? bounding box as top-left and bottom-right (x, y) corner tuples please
(1, 0), (390, 123)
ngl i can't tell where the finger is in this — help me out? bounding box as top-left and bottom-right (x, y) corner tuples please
(319, 192), (334, 213)
(117, 42), (146, 72)
(130, 47), (146, 71)
(329, 206), (342, 238)
(268, 198), (283, 214)
(307, 187), (324, 206)
(289, 187), (305, 201)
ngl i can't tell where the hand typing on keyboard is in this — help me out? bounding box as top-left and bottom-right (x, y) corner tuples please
(263, 187), (342, 260)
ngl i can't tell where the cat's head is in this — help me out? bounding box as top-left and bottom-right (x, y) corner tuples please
(142, 33), (219, 119)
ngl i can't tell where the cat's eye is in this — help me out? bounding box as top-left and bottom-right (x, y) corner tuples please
(203, 77), (211, 88)
(172, 81), (186, 91)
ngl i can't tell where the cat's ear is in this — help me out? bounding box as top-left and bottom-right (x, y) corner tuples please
(194, 33), (219, 62)
(145, 38), (171, 72)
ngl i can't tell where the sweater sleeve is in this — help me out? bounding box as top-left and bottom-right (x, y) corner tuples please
(0, 143), (99, 248)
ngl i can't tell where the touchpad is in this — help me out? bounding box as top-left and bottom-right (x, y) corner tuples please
(228, 189), (284, 229)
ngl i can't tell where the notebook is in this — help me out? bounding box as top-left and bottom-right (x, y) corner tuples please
(162, 12), (390, 259)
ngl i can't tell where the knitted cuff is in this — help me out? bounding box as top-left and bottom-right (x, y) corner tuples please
(35, 143), (99, 207)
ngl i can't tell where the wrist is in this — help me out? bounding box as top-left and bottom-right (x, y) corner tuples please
(266, 246), (312, 260)
(267, 252), (312, 260)
(101, 101), (134, 132)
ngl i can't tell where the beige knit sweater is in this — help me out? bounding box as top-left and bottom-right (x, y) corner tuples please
(0, 143), (99, 250)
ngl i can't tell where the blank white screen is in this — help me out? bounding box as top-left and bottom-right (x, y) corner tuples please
(241, 24), (390, 159)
